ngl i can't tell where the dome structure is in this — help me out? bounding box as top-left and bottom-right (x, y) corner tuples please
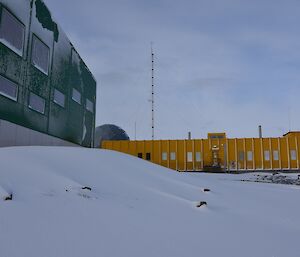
(94, 124), (129, 148)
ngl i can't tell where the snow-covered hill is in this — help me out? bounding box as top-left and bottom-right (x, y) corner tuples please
(0, 147), (299, 257)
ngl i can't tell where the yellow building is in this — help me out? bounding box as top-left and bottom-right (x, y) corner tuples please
(101, 132), (300, 172)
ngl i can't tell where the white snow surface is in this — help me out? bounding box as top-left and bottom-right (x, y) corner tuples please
(0, 146), (300, 257)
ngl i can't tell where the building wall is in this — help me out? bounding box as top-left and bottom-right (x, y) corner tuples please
(102, 134), (300, 172)
(0, 0), (96, 147)
(0, 119), (76, 147)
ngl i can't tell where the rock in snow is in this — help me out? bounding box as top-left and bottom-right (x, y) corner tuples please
(0, 146), (299, 257)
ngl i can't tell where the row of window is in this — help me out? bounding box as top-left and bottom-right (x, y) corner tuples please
(137, 150), (298, 162)
(239, 150), (297, 162)
(70, 88), (94, 112)
(0, 74), (94, 113)
(0, 7), (50, 75)
(70, 88), (93, 110)
(138, 152), (203, 162)
(209, 135), (225, 139)
(0, 7), (94, 112)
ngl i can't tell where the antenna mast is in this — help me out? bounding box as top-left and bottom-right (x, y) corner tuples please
(151, 42), (155, 140)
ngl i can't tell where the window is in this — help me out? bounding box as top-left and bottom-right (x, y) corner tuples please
(195, 152), (202, 162)
(86, 98), (93, 112)
(247, 151), (253, 161)
(162, 152), (167, 161)
(137, 153), (143, 159)
(32, 35), (49, 74)
(210, 135), (224, 139)
(146, 153), (151, 161)
(238, 151), (244, 161)
(28, 92), (45, 114)
(170, 152), (176, 161)
(273, 150), (279, 161)
(264, 151), (270, 161)
(291, 150), (297, 161)
(187, 152), (193, 162)
(0, 75), (18, 101)
(0, 8), (25, 56)
(72, 88), (81, 104)
(53, 89), (65, 108)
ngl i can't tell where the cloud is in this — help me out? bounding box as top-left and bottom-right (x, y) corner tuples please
(44, 0), (300, 139)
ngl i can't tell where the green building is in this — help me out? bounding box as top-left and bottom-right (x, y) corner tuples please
(0, 0), (96, 147)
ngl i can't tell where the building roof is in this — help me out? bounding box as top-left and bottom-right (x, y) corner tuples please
(283, 131), (300, 137)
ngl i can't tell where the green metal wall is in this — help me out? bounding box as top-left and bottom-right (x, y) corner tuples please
(0, 0), (96, 147)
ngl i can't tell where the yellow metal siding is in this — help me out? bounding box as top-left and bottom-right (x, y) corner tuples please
(128, 141), (135, 156)
(289, 137), (297, 169)
(120, 141), (129, 154)
(144, 141), (152, 160)
(236, 139), (243, 170)
(152, 141), (159, 165)
(220, 139), (226, 168)
(262, 138), (270, 170)
(253, 138), (262, 170)
(245, 138), (253, 170)
(101, 133), (300, 172)
(280, 138), (288, 169)
(169, 140), (177, 170)
(271, 138), (279, 170)
(194, 140), (202, 171)
(177, 140), (185, 171)
(186, 140), (193, 171)
(161, 140), (168, 168)
(227, 139), (236, 171)
(297, 136), (300, 170)
(202, 140), (210, 168)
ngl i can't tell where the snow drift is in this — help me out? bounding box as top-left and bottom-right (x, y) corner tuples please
(0, 146), (299, 257)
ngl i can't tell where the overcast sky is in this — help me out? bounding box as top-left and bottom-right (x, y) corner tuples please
(45, 0), (300, 140)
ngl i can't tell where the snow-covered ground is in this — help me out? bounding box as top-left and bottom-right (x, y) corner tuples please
(0, 147), (299, 257)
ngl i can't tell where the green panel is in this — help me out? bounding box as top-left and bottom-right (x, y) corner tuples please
(81, 60), (96, 147)
(0, 0), (96, 147)
(22, 0), (53, 133)
(0, 2), (29, 127)
(48, 26), (71, 140)
(67, 49), (84, 144)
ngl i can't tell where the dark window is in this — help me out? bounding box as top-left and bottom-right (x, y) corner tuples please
(86, 98), (93, 112)
(53, 89), (65, 108)
(146, 153), (151, 160)
(137, 153), (143, 159)
(210, 135), (224, 139)
(28, 92), (45, 114)
(32, 35), (49, 74)
(0, 8), (24, 56)
(72, 88), (81, 104)
(0, 75), (18, 101)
